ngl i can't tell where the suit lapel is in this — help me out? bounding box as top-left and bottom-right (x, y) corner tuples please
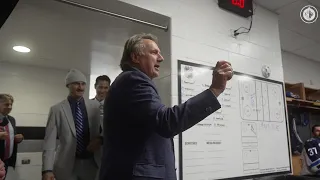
(7, 116), (14, 126)
(84, 99), (92, 137)
(61, 99), (76, 136)
(7, 116), (16, 134)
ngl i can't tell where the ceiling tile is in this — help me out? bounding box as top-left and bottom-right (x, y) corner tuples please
(256, 0), (301, 11)
(277, 0), (320, 42)
(279, 27), (318, 51)
(294, 44), (320, 62)
(277, 0), (309, 17)
(0, 0), (170, 75)
(308, 0), (320, 8)
(291, 21), (320, 42)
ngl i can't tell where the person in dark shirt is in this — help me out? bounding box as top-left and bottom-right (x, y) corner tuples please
(0, 94), (23, 179)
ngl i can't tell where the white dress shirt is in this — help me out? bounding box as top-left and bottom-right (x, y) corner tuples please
(93, 98), (104, 131)
(8, 121), (14, 158)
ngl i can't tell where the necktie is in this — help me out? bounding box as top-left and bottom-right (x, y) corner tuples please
(75, 101), (85, 154)
(4, 124), (10, 160)
(99, 102), (104, 116)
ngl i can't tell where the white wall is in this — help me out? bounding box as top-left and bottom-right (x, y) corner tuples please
(152, 27), (172, 106)
(282, 51), (320, 89)
(89, 41), (125, 99)
(0, 62), (90, 127)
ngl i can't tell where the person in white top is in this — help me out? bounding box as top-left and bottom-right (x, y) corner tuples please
(92, 75), (111, 130)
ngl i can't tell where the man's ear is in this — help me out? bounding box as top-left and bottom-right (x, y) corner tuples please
(131, 53), (139, 64)
(66, 84), (72, 90)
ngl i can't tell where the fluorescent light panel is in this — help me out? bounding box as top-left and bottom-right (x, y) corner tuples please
(13, 46), (30, 53)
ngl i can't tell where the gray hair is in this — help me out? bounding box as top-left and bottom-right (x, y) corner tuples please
(120, 33), (158, 71)
(0, 94), (14, 103)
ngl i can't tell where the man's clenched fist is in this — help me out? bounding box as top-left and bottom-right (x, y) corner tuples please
(210, 60), (233, 97)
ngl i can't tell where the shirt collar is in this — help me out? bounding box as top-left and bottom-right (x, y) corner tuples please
(68, 96), (84, 104)
(94, 97), (104, 104)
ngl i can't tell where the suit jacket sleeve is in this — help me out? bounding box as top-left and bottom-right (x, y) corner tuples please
(90, 100), (104, 136)
(8, 116), (17, 168)
(42, 107), (57, 171)
(89, 101), (102, 137)
(128, 72), (221, 138)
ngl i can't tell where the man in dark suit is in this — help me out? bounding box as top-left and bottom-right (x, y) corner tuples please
(99, 33), (233, 180)
(0, 94), (23, 179)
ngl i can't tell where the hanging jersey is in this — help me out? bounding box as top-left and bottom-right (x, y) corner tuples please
(301, 138), (320, 176)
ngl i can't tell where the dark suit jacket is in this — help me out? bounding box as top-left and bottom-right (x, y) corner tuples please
(99, 67), (221, 180)
(0, 115), (17, 168)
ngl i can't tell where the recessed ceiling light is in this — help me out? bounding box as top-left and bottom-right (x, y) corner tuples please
(13, 46), (30, 53)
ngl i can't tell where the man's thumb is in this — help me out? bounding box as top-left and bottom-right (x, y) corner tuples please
(215, 61), (222, 68)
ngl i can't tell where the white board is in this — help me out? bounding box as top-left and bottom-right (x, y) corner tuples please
(178, 61), (291, 180)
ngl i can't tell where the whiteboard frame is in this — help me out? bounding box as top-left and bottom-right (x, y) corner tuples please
(177, 60), (292, 180)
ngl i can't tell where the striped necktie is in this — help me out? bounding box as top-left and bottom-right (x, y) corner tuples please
(75, 101), (85, 154)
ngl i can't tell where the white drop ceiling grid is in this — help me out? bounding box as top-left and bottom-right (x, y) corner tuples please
(256, 0), (320, 62)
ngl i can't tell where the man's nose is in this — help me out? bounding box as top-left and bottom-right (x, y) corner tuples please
(158, 54), (164, 62)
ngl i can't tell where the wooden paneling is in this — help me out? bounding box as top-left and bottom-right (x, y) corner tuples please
(292, 155), (302, 175)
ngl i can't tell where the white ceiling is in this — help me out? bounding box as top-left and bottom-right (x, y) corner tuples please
(1, 0), (319, 75)
(256, 0), (320, 62)
(0, 0), (169, 75)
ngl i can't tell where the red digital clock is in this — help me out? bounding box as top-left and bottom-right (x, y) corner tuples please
(218, 0), (253, 18)
(232, 0), (245, 8)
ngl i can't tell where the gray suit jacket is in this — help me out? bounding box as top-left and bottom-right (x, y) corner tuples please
(42, 98), (101, 179)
